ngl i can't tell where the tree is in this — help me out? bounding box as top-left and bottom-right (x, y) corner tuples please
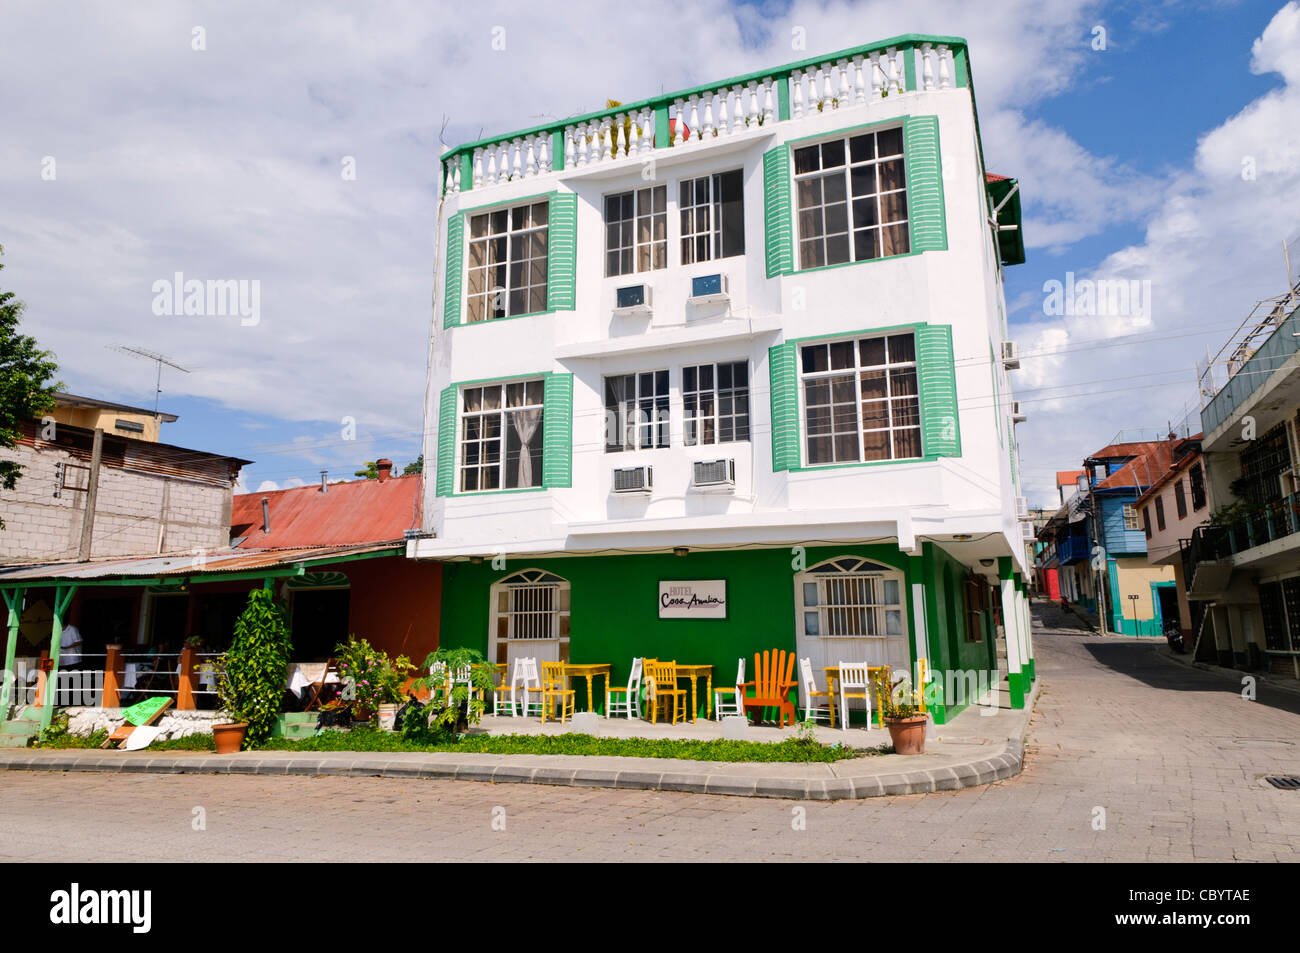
(354, 461), (380, 479)
(0, 246), (59, 527)
(217, 588), (293, 749)
(403, 454), (423, 475)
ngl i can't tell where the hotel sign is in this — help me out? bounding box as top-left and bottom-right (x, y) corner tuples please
(658, 580), (727, 619)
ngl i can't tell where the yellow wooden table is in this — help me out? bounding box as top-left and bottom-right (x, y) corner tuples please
(563, 662), (612, 714)
(674, 664), (714, 721)
(823, 665), (892, 728)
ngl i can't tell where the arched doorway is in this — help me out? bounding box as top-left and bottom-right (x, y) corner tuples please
(793, 556), (911, 680)
(489, 569), (571, 666)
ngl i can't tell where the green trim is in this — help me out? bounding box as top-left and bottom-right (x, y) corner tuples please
(1006, 670), (1026, 709)
(903, 47), (918, 91)
(550, 130), (565, 172)
(459, 153), (473, 193)
(547, 192), (578, 311)
(442, 213), (464, 331)
(0, 585), (23, 714)
(654, 104), (670, 150)
(762, 145), (793, 278)
(903, 116), (947, 253)
(787, 320), (927, 346)
(436, 384), (456, 498)
(768, 342), (799, 471)
(451, 487), (547, 498)
(791, 251), (921, 277)
(542, 372), (574, 488)
(456, 189), (557, 217)
(953, 47), (969, 87)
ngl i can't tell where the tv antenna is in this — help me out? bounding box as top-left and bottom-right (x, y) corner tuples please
(107, 345), (190, 418)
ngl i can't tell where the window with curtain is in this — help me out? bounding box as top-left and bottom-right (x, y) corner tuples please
(683, 361), (749, 445)
(793, 127), (909, 269)
(459, 379), (544, 492)
(679, 169), (745, 264)
(799, 332), (920, 465)
(465, 202), (548, 322)
(605, 185), (666, 276)
(604, 371), (669, 452)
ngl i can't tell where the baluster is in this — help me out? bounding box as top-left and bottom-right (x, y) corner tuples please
(836, 61), (850, 108)
(921, 43), (935, 90)
(852, 57), (865, 106)
(710, 89), (726, 137)
(702, 95), (715, 140)
(486, 147), (498, 184)
(684, 97), (698, 144)
(821, 67), (833, 110)
(762, 78), (775, 124)
(473, 148), (484, 188)
(539, 134), (551, 173)
(525, 137), (537, 176)
(869, 51), (883, 99)
(565, 127), (576, 168)
(888, 48), (902, 94)
(512, 139), (523, 179)
(731, 84), (744, 130)
(937, 45), (952, 88)
(451, 162), (461, 193)
(601, 120), (613, 162)
(615, 114), (627, 159)
(640, 111), (654, 153)
(672, 100), (685, 145)
(745, 82), (758, 124)
(791, 71), (805, 117)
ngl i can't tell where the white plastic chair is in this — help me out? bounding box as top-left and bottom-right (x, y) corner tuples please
(492, 658), (524, 716)
(837, 661), (872, 731)
(799, 657), (834, 724)
(714, 657), (745, 719)
(515, 657), (544, 717)
(606, 657), (643, 719)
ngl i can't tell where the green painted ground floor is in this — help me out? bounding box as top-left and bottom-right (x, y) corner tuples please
(436, 542), (1035, 724)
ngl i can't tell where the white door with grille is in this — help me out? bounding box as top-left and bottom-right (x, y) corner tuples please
(489, 570), (570, 667)
(794, 557), (910, 712)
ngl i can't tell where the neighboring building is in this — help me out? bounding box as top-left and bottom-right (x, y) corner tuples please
(1132, 435), (1209, 643)
(0, 396), (248, 564)
(1185, 278), (1300, 678)
(46, 392), (177, 444)
(1036, 491), (1096, 611)
(411, 35), (1038, 722)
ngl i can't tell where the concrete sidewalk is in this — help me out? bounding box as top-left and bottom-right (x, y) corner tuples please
(0, 684), (1037, 801)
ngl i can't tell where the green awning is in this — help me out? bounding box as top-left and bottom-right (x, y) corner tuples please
(986, 176), (1025, 266)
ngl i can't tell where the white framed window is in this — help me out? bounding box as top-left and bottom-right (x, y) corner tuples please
(604, 370), (669, 452)
(683, 361), (750, 445)
(1123, 503), (1140, 531)
(490, 569), (571, 666)
(466, 202), (548, 322)
(605, 185), (666, 276)
(679, 170), (745, 265)
(459, 379), (544, 492)
(799, 332), (921, 466)
(794, 556), (911, 679)
(793, 127), (909, 269)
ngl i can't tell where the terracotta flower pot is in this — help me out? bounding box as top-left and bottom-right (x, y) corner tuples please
(212, 722), (248, 754)
(885, 715), (927, 755)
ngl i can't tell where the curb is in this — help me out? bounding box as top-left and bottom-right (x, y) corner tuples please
(0, 736), (1026, 801)
(1153, 644), (1300, 698)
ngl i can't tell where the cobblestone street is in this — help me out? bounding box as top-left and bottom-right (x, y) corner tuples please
(2, 606), (1297, 862)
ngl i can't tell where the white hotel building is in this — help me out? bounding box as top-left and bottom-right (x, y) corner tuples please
(409, 34), (1036, 723)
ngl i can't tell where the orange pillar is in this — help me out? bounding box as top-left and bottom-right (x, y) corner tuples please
(177, 645), (196, 710)
(33, 650), (50, 706)
(102, 644), (122, 708)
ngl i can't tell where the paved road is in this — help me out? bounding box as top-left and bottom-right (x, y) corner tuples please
(2, 606), (1298, 862)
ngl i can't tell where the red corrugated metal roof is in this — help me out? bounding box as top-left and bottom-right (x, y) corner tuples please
(985, 173), (1011, 182)
(231, 474), (421, 548)
(1095, 442), (1173, 491)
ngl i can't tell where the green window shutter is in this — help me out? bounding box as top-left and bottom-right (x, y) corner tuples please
(904, 116), (947, 253)
(547, 192), (577, 311)
(542, 372), (573, 488)
(916, 325), (961, 458)
(442, 213), (465, 330)
(763, 146), (793, 278)
(435, 384), (457, 496)
(768, 342), (799, 471)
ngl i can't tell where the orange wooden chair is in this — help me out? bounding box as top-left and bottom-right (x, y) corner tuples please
(742, 649), (798, 728)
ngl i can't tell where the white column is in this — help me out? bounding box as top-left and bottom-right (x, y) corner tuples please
(1001, 578), (1024, 682)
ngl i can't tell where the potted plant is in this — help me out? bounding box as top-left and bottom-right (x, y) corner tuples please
(212, 588), (293, 752)
(882, 676), (928, 755)
(334, 635), (412, 728)
(406, 647), (496, 740)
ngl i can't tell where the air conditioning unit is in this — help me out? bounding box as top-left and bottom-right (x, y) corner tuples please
(612, 465), (653, 495)
(1011, 401), (1027, 423)
(614, 284), (652, 316)
(691, 458), (736, 491)
(1001, 340), (1020, 370)
(1015, 496), (1030, 519)
(689, 273), (729, 303)
(1021, 522), (1036, 541)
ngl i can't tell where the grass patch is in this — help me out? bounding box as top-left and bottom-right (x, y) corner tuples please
(263, 727), (872, 763)
(33, 730), (216, 751)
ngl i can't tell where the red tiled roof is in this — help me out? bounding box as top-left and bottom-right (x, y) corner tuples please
(1056, 469), (1086, 487)
(231, 474), (421, 549)
(985, 173), (1011, 182)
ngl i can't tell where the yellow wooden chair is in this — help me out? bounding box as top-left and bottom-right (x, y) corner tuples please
(540, 661), (575, 724)
(645, 660), (687, 725)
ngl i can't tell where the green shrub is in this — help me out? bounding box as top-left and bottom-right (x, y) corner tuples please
(217, 588), (293, 749)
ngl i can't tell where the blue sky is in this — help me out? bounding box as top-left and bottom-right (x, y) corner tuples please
(3, 0), (1299, 502)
